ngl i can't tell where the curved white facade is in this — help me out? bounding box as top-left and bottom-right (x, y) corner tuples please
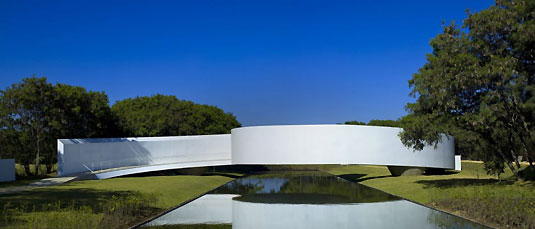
(57, 134), (231, 176)
(232, 125), (455, 169)
(58, 125), (455, 178)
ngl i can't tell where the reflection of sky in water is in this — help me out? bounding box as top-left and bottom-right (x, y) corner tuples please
(234, 177), (288, 193)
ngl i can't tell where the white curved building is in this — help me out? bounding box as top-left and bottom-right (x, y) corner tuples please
(57, 125), (457, 179)
(232, 125), (454, 169)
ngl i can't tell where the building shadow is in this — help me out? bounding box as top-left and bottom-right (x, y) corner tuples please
(423, 169), (459, 176)
(60, 138), (156, 176)
(337, 174), (392, 183)
(202, 172), (243, 179)
(415, 178), (502, 189)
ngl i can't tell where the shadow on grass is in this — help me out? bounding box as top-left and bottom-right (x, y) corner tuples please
(202, 172), (242, 179)
(1, 187), (162, 228)
(416, 178), (503, 189)
(0, 187), (136, 213)
(338, 174), (392, 183)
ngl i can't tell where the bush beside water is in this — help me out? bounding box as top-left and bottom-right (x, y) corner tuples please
(431, 184), (535, 228)
(0, 192), (158, 229)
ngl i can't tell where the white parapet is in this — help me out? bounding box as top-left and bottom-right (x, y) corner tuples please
(57, 134), (231, 176)
(455, 155), (461, 171)
(0, 159), (16, 182)
(232, 125), (455, 169)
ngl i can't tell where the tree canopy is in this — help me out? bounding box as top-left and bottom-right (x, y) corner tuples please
(344, 120), (366, 125)
(344, 119), (401, 127)
(112, 94), (241, 137)
(367, 119), (402, 128)
(0, 77), (117, 174)
(400, 0), (535, 178)
(0, 78), (241, 175)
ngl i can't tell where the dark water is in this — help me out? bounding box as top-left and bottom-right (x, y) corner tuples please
(142, 172), (487, 229)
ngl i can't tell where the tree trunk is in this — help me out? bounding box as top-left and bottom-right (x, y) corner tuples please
(35, 137), (40, 176)
(24, 164), (31, 177)
(497, 148), (520, 180)
(483, 128), (520, 180)
(46, 163), (53, 174)
(527, 157), (534, 175)
(511, 150), (522, 170)
(505, 160), (519, 180)
(508, 134), (522, 170)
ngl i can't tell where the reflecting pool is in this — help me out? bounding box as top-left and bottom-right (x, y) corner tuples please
(142, 172), (487, 228)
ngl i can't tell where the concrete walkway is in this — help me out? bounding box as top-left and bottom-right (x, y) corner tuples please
(0, 177), (76, 195)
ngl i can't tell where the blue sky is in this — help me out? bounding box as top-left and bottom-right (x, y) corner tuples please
(0, 0), (493, 126)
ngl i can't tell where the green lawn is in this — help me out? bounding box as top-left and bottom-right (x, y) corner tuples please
(0, 173), (238, 228)
(326, 161), (535, 228)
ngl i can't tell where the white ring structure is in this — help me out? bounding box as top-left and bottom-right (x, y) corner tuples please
(57, 125), (455, 179)
(232, 125), (454, 169)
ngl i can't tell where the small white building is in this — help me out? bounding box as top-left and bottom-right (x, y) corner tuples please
(0, 159), (15, 182)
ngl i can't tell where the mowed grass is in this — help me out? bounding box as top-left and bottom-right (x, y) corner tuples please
(326, 161), (535, 228)
(48, 175), (236, 209)
(0, 174), (237, 228)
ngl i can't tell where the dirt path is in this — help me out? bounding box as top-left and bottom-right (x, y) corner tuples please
(0, 177), (76, 195)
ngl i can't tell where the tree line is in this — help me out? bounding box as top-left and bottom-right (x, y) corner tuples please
(343, 1), (535, 179)
(0, 77), (241, 176)
(344, 119), (402, 128)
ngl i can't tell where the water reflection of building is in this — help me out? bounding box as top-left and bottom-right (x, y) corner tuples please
(146, 194), (479, 229)
(145, 173), (483, 229)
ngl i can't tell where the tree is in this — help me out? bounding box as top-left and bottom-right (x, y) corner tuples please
(45, 83), (118, 172)
(112, 94), (241, 137)
(400, 0), (535, 179)
(0, 77), (117, 175)
(0, 77), (55, 175)
(344, 120), (366, 125)
(367, 119), (402, 127)
(344, 119), (402, 127)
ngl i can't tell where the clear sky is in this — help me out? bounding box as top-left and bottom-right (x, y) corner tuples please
(0, 0), (493, 126)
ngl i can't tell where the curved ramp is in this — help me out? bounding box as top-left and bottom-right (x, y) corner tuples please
(58, 134), (232, 178)
(58, 125), (455, 179)
(92, 159), (231, 180)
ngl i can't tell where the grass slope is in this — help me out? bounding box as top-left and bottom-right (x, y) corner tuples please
(327, 161), (535, 228)
(0, 174), (236, 228)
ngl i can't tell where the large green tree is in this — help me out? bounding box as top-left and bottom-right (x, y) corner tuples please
(112, 94), (241, 137)
(0, 77), (117, 174)
(400, 0), (535, 179)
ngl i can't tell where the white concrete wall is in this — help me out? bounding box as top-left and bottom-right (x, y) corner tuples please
(455, 155), (462, 170)
(58, 124), (456, 177)
(232, 125), (455, 169)
(0, 159), (16, 182)
(58, 134), (231, 176)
